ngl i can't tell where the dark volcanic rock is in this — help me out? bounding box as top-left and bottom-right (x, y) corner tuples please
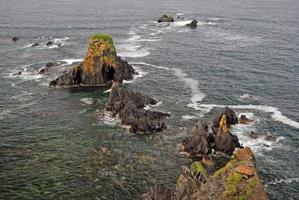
(157, 15), (174, 23)
(179, 120), (211, 157)
(31, 43), (39, 47)
(186, 20), (198, 29)
(46, 41), (54, 46)
(239, 114), (253, 124)
(49, 34), (136, 87)
(12, 37), (19, 42)
(211, 106), (238, 134)
(106, 82), (169, 133)
(249, 131), (258, 139)
(37, 62), (55, 74)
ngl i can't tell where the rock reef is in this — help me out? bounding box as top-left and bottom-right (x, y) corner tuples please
(105, 82), (170, 133)
(49, 34), (136, 87)
(157, 15), (174, 23)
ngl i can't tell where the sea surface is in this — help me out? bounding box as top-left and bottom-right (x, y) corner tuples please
(0, 0), (299, 199)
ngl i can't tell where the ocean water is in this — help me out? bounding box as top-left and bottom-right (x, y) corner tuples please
(0, 0), (299, 199)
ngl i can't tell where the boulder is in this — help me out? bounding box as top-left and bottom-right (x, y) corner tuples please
(249, 131), (258, 139)
(239, 114), (253, 124)
(186, 20), (198, 29)
(49, 34), (136, 87)
(37, 62), (55, 74)
(105, 82), (170, 133)
(46, 41), (54, 46)
(31, 43), (39, 47)
(12, 37), (19, 42)
(157, 15), (174, 23)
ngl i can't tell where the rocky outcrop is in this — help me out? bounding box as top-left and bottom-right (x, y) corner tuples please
(157, 15), (174, 23)
(239, 114), (253, 124)
(178, 120), (211, 158)
(105, 82), (170, 133)
(12, 37), (19, 42)
(37, 62), (56, 74)
(49, 34), (136, 87)
(186, 20), (198, 29)
(179, 107), (241, 157)
(144, 148), (268, 200)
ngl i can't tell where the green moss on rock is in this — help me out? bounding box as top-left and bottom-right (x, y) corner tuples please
(191, 161), (208, 178)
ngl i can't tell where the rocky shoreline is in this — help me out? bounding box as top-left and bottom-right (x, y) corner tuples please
(45, 33), (268, 199)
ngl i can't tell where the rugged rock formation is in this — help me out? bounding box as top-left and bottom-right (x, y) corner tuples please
(211, 107), (238, 134)
(105, 82), (170, 133)
(186, 20), (198, 29)
(46, 41), (54, 46)
(49, 34), (136, 87)
(157, 15), (174, 23)
(144, 148), (268, 200)
(239, 114), (253, 124)
(12, 37), (19, 42)
(37, 62), (56, 74)
(178, 120), (211, 158)
(179, 107), (241, 157)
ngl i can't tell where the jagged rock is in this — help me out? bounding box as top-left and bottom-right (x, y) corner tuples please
(46, 41), (54, 46)
(12, 37), (19, 42)
(186, 20), (198, 29)
(105, 82), (169, 133)
(37, 62), (55, 74)
(214, 114), (241, 155)
(31, 43), (39, 47)
(264, 134), (277, 142)
(13, 70), (23, 76)
(211, 107), (238, 134)
(157, 15), (174, 23)
(179, 120), (211, 157)
(249, 131), (258, 139)
(143, 184), (175, 200)
(239, 114), (253, 124)
(49, 34), (136, 87)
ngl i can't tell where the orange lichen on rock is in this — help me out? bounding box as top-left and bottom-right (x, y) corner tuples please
(219, 114), (229, 134)
(234, 147), (254, 162)
(235, 165), (255, 177)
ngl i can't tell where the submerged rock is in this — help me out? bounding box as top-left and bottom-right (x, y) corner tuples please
(49, 34), (136, 87)
(37, 62), (55, 74)
(12, 37), (19, 42)
(186, 20), (198, 29)
(13, 70), (23, 76)
(249, 131), (258, 139)
(46, 41), (54, 46)
(105, 82), (170, 133)
(239, 114), (253, 124)
(157, 15), (174, 23)
(31, 43), (39, 47)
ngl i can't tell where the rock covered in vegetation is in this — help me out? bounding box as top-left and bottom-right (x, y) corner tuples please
(186, 20), (198, 29)
(144, 148), (268, 200)
(49, 34), (136, 87)
(157, 15), (174, 23)
(105, 82), (170, 133)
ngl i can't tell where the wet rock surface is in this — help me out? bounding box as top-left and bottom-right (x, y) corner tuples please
(157, 15), (174, 23)
(186, 20), (198, 29)
(105, 82), (170, 133)
(49, 34), (136, 87)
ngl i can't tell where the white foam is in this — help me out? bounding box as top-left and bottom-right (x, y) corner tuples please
(176, 13), (184, 16)
(181, 115), (197, 120)
(240, 93), (258, 101)
(198, 104), (299, 129)
(209, 18), (221, 21)
(123, 66), (148, 83)
(103, 89), (111, 93)
(80, 97), (96, 105)
(144, 101), (162, 110)
(0, 109), (10, 120)
(61, 59), (83, 66)
(118, 48), (150, 58)
(173, 68), (206, 108)
(237, 112), (256, 121)
(172, 20), (192, 27)
(130, 62), (170, 70)
(265, 177), (299, 186)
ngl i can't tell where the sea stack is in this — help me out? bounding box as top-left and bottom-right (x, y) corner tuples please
(50, 34), (136, 87)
